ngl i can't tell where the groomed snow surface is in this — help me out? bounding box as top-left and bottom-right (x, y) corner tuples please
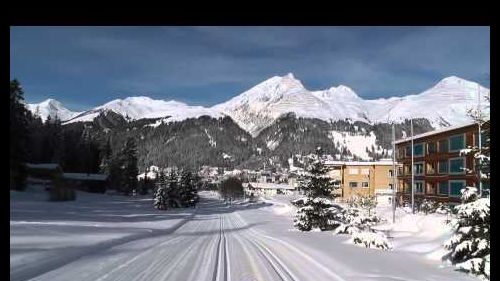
(11, 186), (476, 281)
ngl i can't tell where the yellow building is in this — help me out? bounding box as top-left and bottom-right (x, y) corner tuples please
(324, 160), (397, 200)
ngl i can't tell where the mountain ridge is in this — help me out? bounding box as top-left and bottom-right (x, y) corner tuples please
(27, 74), (490, 136)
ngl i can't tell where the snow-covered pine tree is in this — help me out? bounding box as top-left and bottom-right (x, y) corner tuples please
(442, 112), (490, 279)
(333, 197), (381, 235)
(166, 170), (181, 208)
(179, 170), (197, 207)
(154, 171), (168, 210)
(293, 147), (341, 231)
(443, 186), (490, 280)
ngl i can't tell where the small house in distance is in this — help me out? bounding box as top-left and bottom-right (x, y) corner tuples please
(25, 163), (63, 189)
(62, 173), (108, 193)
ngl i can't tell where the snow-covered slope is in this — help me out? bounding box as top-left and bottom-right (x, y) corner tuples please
(65, 96), (221, 124)
(26, 99), (81, 122)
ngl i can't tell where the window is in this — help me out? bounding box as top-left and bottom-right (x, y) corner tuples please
(439, 139), (448, 153)
(474, 132), (488, 146)
(426, 182), (436, 195)
(449, 181), (465, 197)
(414, 143), (424, 156)
(361, 169), (370, 175)
(414, 162), (424, 175)
(482, 132), (488, 145)
(362, 182), (369, 188)
(427, 142), (436, 154)
(439, 181), (448, 195)
(426, 162), (435, 174)
(405, 181), (411, 193)
(349, 182), (358, 188)
(398, 167), (403, 176)
(389, 170), (393, 177)
(398, 148), (405, 160)
(438, 161), (448, 174)
(449, 134), (465, 152)
(389, 183), (393, 190)
(404, 164), (412, 175)
(415, 181), (424, 194)
(349, 168), (359, 175)
(405, 146), (411, 157)
(449, 158), (465, 174)
(482, 181), (490, 193)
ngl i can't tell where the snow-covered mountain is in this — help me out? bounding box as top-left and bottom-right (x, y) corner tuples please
(213, 73), (362, 136)
(65, 96), (221, 124)
(364, 76), (490, 127)
(26, 74), (489, 136)
(26, 99), (82, 122)
(216, 74), (489, 136)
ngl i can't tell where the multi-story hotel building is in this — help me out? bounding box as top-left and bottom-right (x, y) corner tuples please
(395, 122), (487, 204)
(324, 160), (396, 201)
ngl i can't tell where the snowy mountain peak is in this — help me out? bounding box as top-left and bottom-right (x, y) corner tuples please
(215, 73), (307, 109)
(437, 75), (469, 86)
(432, 76), (486, 92)
(325, 85), (359, 99)
(27, 99), (81, 122)
(311, 85), (360, 102)
(41, 98), (61, 105)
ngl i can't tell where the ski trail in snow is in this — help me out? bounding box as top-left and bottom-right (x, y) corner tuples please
(232, 211), (348, 281)
(213, 215), (231, 281)
(94, 235), (185, 281)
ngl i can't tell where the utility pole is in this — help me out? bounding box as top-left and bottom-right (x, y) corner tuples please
(477, 83), (483, 197)
(411, 118), (415, 214)
(392, 123), (396, 223)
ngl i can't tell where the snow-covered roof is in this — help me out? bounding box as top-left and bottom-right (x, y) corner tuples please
(246, 182), (295, 190)
(395, 122), (479, 144)
(62, 173), (107, 181)
(137, 171), (157, 180)
(26, 163), (60, 170)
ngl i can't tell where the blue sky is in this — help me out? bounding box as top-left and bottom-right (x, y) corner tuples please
(10, 26), (490, 111)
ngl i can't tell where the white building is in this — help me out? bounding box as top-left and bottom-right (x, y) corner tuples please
(243, 182), (296, 197)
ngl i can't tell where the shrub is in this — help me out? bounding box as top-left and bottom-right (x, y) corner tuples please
(351, 231), (393, 250)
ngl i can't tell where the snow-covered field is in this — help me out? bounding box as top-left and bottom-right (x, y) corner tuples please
(11, 187), (475, 281)
(10, 185), (195, 281)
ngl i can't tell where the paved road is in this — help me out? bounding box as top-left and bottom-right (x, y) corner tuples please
(28, 195), (475, 281)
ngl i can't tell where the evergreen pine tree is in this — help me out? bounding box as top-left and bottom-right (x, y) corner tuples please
(293, 147), (341, 231)
(179, 170), (198, 207)
(443, 187), (490, 279)
(166, 170), (180, 207)
(122, 137), (138, 195)
(108, 153), (124, 191)
(10, 79), (30, 190)
(153, 171), (168, 210)
(99, 138), (112, 175)
(51, 115), (64, 164)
